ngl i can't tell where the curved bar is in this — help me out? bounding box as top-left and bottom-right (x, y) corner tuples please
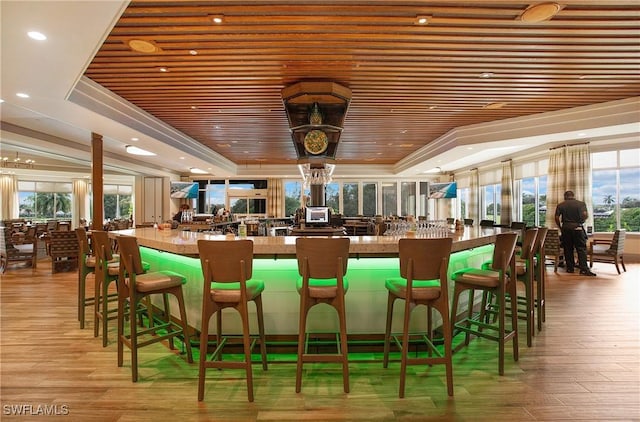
(109, 227), (507, 335)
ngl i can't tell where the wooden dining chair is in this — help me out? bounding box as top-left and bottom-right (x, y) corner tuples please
(383, 237), (454, 398)
(196, 239), (268, 402)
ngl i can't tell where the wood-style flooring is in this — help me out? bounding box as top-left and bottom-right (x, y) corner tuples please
(1, 258), (639, 421)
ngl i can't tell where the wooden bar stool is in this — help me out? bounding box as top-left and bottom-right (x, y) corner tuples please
(116, 235), (193, 382)
(383, 237), (454, 398)
(533, 227), (549, 331)
(75, 227), (96, 329)
(451, 232), (519, 375)
(91, 230), (123, 346)
(295, 237), (350, 394)
(196, 239), (268, 402)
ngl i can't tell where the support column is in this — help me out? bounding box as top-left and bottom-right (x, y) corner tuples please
(91, 132), (104, 231)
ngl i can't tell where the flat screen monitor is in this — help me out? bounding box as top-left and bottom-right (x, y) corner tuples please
(428, 181), (457, 199)
(305, 206), (330, 226)
(170, 182), (199, 199)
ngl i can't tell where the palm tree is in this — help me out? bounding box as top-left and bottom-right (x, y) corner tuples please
(602, 194), (615, 210)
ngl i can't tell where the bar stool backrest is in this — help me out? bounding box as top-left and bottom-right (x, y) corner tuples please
(399, 237), (452, 281)
(197, 239), (254, 282)
(92, 230), (116, 262)
(490, 232), (519, 272)
(296, 237), (350, 279)
(520, 228), (539, 260)
(116, 235), (145, 275)
(75, 227), (91, 257)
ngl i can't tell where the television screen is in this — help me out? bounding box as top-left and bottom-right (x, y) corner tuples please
(428, 181), (457, 199)
(305, 206), (330, 226)
(170, 182), (199, 199)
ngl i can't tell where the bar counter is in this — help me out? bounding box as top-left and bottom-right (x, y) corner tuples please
(109, 226), (505, 335)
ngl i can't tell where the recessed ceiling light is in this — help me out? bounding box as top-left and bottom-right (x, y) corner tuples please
(179, 157), (185, 160)
(191, 106), (197, 109)
(127, 39), (161, 53)
(578, 132), (587, 137)
(27, 31), (47, 41)
(159, 67), (168, 72)
(210, 15), (224, 24)
(483, 102), (507, 110)
(519, 2), (562, 23)
(130, 137), (139, 141)
(424, 167), (442, 174)
(428, 105), (437, 110)
(125, 145), (156, 156)
(0, 99), (4, 103)
(415, 15), (431, 25)
(190, 168), (208, 174)
(481, 72), (494, 78)
(16, 93), (30, 98)
(189, 50), (198, 55)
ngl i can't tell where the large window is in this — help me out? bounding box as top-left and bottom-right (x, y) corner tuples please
(104, 184), (132, 219)
(482, 184), (501, 223)
(381, 182), (397, 217)
(400, 181), (416, 217)
(362, 182), (377, 216)
(592, 148), (640, 232)
(342, 183), (359, 216)
(325, 182), (339, 213)
(18, 181), (72, 220)
(284, 181), (303, 217)
(457, 187), (469, 219)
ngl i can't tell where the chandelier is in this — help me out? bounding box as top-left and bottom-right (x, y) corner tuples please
(1, 152), (35, 169)
(298, 163), (335, 188)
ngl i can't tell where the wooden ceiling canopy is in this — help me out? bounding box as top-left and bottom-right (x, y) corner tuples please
(84, 1), (640, 167)
(281, 81), (351, 163)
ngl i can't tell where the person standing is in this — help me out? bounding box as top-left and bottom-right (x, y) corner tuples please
(554, 190), (596, 276)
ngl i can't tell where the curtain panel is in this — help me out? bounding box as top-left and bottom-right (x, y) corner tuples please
(500, 160), (514, 226)
(469, 168), (479, 225)
(72, 179), (90, 229)
(0, 174), (18, 221)
(267, 178), (283, 218)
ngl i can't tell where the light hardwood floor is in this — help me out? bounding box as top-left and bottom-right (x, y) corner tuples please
(1, 258), (639, 421)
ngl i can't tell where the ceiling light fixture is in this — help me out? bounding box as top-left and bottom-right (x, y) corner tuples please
(16, 92), (30, 98)
(27, 31), (46, 41)
(483, 102), (507, 110)
(519, 2), (562, 23)
(210, 15), (224, 24)
(190, 167), (208, 174)
(481, 72), (494, 78)
(415, 15), (431, 25)
(125, 145), (156, 156)
(126, 39), (161, 53)
(1, 152), (35, 169)
(424, 167), (442, 174)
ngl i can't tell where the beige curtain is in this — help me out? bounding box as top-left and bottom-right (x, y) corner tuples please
(267, 178), (284, 218)
(469, 168), (479, 225)
(500, 160), (514, 226)
(546, 144), (592, 227)
(0, 174), (18, 221)
(72, 179), (90, 229)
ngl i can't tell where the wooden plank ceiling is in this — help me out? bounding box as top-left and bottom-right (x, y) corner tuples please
(84, 1), (640, 166)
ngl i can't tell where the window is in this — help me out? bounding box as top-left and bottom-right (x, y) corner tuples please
(18, 181), (72, 220)
(381, 182), (397, 217)
(400, 181), (416, 217)
(482, 184), (501, 223)
(325, 182), (339, 214)
(104, 184), (132, 219)
(342, 183), (359, 216)
(591, 148), (640, 232)
(204, 181), (225, 215)
(362, 182), (377, 216)
(284, 181), (303, 217)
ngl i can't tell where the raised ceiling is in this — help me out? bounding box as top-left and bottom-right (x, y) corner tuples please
(82, 1), (640, 169)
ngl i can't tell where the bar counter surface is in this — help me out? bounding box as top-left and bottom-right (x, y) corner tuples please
(110, 225), (504, 257)
(108, 226), (506, 335)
